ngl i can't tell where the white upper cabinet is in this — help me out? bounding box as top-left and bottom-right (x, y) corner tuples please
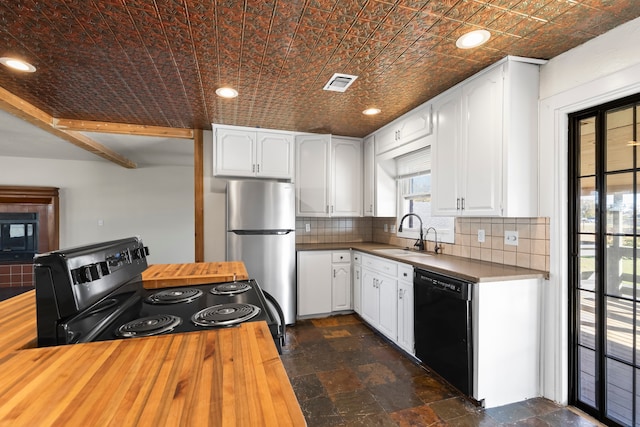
(331, 137), (362, 216)
(363, 135), (374, 217)
(214, 125), (294, 179)
(295, 134), (362, 217)
(431, 57), (542, 217)
(256, 132), (294, 178)
(375, 103), (432, 155)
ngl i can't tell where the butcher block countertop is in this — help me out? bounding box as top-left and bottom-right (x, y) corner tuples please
(297, 242), (548, 282)
(142, 261), (249, 289)
(0, 262), (305, 427)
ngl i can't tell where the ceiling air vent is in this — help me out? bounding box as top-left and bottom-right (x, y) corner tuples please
(323, 73), (358, 92)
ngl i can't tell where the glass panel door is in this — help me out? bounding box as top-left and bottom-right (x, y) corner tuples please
(570, 96), (640, 426)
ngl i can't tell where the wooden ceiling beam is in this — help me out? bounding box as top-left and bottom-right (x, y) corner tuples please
(0, 86), (137, 168)
(53, 118), (194, 139)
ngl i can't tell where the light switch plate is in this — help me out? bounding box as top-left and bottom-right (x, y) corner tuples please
(505, 230), (519, 246)
(383, 224), (388, 232)
(305, 223), (310, 232)
(478, 229), (485, 243)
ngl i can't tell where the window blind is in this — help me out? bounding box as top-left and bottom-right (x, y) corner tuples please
(396, 147), (431, 179)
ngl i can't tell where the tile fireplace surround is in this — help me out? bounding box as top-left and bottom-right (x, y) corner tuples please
(0, 263), (34, 288)
(296, 216), (550, 273)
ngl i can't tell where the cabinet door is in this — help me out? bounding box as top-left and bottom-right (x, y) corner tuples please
(296, 134), (330, 216)
(332, 263), (351, 311)
(353, 264), (362, 314)
(375, 124), (398, 155)
(331, 137), (362, 216)
(461, 65), (503, 216)
(397, 281), (414, 355)
(361, 268), (379, 326)
(397, 104), (432, 144)
(256, 132), (294, 179)
(431, 88), (462, 216)
(363, 135), (374, 217)
(377, 275), (398, 340)
(297, 251), (332, 316)
(215, 128), (256, 177)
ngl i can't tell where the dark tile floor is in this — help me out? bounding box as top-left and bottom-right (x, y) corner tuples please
(281, 314), (603, 427)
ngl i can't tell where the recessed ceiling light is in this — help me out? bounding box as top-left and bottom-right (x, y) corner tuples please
(456, 30), (491, 49)
(0, 57), (36, 72)
(215, 87), (238, 98)
(362, 108), (381, 115)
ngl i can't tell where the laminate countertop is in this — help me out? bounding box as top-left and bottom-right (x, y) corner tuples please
(297, 242), (548, 283)
(0, 262), (305, 427)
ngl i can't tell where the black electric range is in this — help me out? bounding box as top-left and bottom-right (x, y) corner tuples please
(34, 237), (284, 352)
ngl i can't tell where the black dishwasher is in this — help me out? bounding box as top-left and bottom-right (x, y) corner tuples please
(414, 268), (473, 396)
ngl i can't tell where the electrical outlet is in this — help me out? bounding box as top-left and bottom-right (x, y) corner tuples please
(478, 229), (485, 243)
(383, 224), (388, 232)
(305, 223), (310, 232)
(505, 230), (519, 246)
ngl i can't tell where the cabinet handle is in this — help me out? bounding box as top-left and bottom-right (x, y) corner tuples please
(461, 197), (465, 210)
(331, 205), (334, 213)
(399, 289), (403, 299)
(252, 164), (255, 173)
(356, 271), (359, 279)
(369, 204), (373, 213)
(326, 205), (329, 213)
(456, 198), (460, 210)
(333, 269), (336, 278)
(256, 164), (260, 173)
(397, 130), (401, 141)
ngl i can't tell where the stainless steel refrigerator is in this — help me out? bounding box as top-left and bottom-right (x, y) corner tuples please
(226, 180), (296, 324)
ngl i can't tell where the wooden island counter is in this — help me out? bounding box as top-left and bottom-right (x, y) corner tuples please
(0, 262), (305, 427)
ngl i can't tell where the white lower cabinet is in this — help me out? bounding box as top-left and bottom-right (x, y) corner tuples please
(352, 252), (363, 314)
(297, 251), (332, 317)
(331, 252), (351, 311)
(473, 278), (541, 408)
(396, 264), (414, 355)
(361, 254), (415, 350)
(297, 250), (352, 318)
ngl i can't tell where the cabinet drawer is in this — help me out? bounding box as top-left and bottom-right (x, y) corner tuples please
(352, 252), (362, 265)
(332, 251), (350, 263)
(362, 255), (397, 276)
(398, 263), (413, 282)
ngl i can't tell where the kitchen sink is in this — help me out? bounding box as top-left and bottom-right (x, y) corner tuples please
(372, 248), (431, 258)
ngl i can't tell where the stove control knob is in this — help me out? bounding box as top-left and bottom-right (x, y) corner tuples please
(98, 261), (110, 277)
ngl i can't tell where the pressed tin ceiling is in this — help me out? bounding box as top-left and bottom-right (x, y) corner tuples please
(1, 0), (639, 138)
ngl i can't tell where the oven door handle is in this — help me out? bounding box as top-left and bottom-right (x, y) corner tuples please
(261, 290), (286, 354)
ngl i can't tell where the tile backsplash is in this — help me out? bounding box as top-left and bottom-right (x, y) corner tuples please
(296, 217), (372, 244)
(297, 216), (550, 272)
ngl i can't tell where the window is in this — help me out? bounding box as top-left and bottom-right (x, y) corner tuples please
(396, 148), (455, 244)
(569, 94), (640, 426)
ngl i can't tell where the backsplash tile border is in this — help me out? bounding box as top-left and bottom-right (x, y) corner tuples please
(297, 216), (550, 272)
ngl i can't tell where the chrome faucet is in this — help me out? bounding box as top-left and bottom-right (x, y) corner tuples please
(398, 213), (424, 251)
(425, 227), (442, 254)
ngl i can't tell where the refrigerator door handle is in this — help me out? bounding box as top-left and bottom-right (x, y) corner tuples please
(230, 230), (293, 236)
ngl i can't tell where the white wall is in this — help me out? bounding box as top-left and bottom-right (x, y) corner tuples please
(538, 16), (640, 405)
(202, 129), (228, 262)
(0, 156), (194, 264)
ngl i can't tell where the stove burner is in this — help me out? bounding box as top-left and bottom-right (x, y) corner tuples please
(145, 288), (203, 304)
(209, 281), (252, 296)
(115, 315), (182, 337)
(191, 303), (261, 327)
